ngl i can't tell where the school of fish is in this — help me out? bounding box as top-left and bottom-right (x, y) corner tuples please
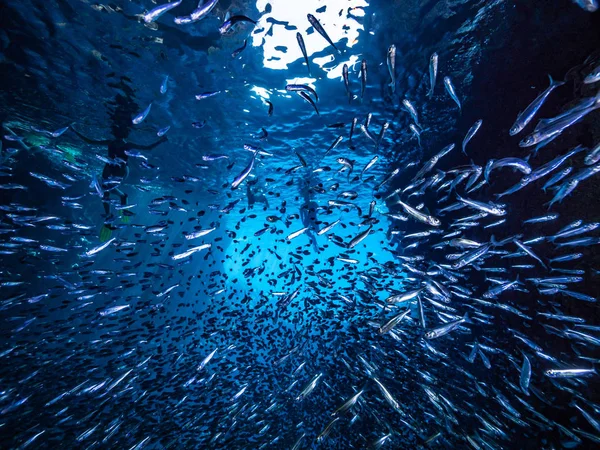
(1, 1), (600, 449)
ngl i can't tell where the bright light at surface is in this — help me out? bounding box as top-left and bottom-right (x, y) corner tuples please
(252, 0), (369, 71)
(250, 86), (271, 101)
(285, 77), (318, 89)
(323, 55), (360, 80)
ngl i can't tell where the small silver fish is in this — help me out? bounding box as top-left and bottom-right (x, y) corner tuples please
(132, 103), (152, 125)
(462, 120), (482, 155)
(428, 52), (438, 98)
(387, 45), (396, 93)
(444, 76), (461, 111)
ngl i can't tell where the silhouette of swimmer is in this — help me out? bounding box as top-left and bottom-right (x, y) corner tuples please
(246, 178), (269, 210)
(72, 78), (166, 240)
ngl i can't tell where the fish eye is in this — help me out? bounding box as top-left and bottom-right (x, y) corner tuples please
(509, 126), (519, 135)
(520, 136), (534, 146)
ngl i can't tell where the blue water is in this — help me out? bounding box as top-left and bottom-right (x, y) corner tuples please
(1, 0), (600, 448)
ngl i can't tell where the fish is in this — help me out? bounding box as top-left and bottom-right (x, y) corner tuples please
(231, 152), (257, 189)
(573, 0), (599, 12)
(286, 84), (318, 102)
(462, 120), (482, 155)
(509, 75), (565, 136)
(519, 93), (600, 147)
(307, 14), (340, 54)
(294, 150), (307, 167)
(542, 167), (573, 191)
(156, 125), (171, 137)
(547, 179), (579, 209)
(297, 91), (319, 115)
(584, 142), (600, 165)
(360, 124), (377, 146)
(296, 373), (323, 401)
(174, 0), (219, 24)
(513, 145), (584, 190)
(523, 213), (559, 224)
(132, 102), (152, 124)
(349, 117), (358, 146)
(424, 313), (469, 339)
(30, 125), (69, 138)
(231, 40), (247, 58)
(84, 238), (116, 257)
(195, 91), (223, 100)
(456, 194), (506, 216)
(484, 157), (531, 182)
(428, 52), (438, 98)
(361, 156), (378, 179)
(348, 226), (372, 248)
(373, 377), (401, 412)
(377, 122), (389, 149)
(443, 76), (461, 111)
(396, 200), (441, 226)
(413, 144), (455, 181)
(452, 239), (495, 269)
(143, 0), (182, 23)
(343, 64), (351, 102)
(519, 354), (532, 395)
(379, 308), (410, 334)
(219, 15), (256, 35)
(316, 417), (340, 442)
(198, 347), (218, 371)
(360, 60), (367, 99)
(514, 239), (547, 269)
(325, 136), (343, 156)
(332, 390), (364, 416)
(202, 154), (229, 161)
(100, 305), (130, 316)
(402, 99), (419, 126)
(296, 33), (311, 75)
(584, 64), (600, 84)
(185, 227), (216, 240)
(387, 45), (396, 93)
(409, 124), (421, 147)
(545, 368), (596, 378)
(572, 403), (600, 434)
(287, 227), (309, 240)
(386, 288), (423, 304)
(317, 220), (340, 236)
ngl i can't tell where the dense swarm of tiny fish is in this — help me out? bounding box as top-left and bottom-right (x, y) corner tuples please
(1, 1), (600, 449)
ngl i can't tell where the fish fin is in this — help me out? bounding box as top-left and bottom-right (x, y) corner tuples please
(490, 235), (497, 246)
(100, 225), (112, 242)
(548, 74), (566, 88)
(463, 312), (472, 323)
(593, 89), (600, 105)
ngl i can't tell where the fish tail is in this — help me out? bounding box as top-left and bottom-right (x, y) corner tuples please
(548, 74), (566, 88)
